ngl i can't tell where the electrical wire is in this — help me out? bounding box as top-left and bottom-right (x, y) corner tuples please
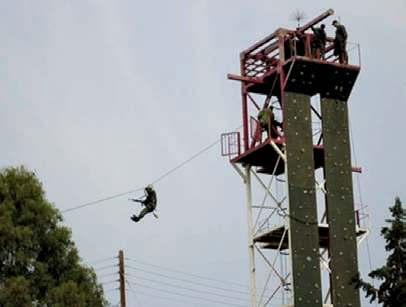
(129, 288), (207, 306)
(124, 258), (249, 289)
(127, 282), (246, 307)
(125, 258), (276, 299)
(94, 264), (118, 272)
(125, 274), (248, 302)
(87, 256), (117, 265)
(100, 280), (119, 286)
(126, 279), (142, 307)
(98, 272), (118, 279)
(103, 288), (118, 293)
(125, 268), (249, 296)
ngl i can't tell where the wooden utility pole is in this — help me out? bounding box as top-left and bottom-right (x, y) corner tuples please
(118, 250), (126, 307)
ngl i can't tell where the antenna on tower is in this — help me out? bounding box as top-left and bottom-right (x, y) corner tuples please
(291, 10), (306, 28)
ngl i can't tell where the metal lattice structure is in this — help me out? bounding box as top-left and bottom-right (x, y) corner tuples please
(222, 9), (369, 307)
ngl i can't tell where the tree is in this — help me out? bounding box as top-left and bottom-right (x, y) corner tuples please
(354, 197), (406, 306)
(0, 166), (107, 306)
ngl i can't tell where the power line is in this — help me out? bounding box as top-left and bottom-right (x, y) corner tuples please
(125, 265), (249, 296)
(125, 257), (248, 289)
(104, 288), (119, 293)
(94, 264), (118, 272)
(87, 256), (117, 265)
(126, 280), (142, 307)
(100, 280), (119, 286)
(127, 282), (246, 307)
(98, 272), (118, 279)
(130, 288), (208, 306)
(125, 274), (248, 302)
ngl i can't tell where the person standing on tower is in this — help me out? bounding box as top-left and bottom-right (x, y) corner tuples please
(258, 102), (282, 140)
(311, 24), (327, 59)
(332, 20), (348, 64)
(130, 185), (157, 222)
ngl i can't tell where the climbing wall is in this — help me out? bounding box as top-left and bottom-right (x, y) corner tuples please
(284, 92), (323, 307)
(321, 97), (361, 307)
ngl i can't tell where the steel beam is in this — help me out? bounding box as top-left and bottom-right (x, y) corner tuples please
(320, 97), (361, 307)
(284, 92), (323, 307)
(244, 166), (258, 307)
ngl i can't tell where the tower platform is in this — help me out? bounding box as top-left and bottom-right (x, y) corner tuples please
(254, 224), (367, 250)
(230, 138), (324, 176)
(230, 137), (361, 175)
(230, 56), (360, 101)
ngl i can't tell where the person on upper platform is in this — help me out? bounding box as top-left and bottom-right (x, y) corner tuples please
(332, 20), (348, 64)
(258, 102), (282, 140)
(130, 185), (157, 223)
(311, 24), (327, 59)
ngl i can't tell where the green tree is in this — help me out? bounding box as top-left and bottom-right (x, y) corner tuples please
(354, 197), (406, 306)
(0, 166), (107, 306)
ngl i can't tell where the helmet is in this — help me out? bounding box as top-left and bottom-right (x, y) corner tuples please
(146, 184), (153, 191)
(332, 20), (338, 26)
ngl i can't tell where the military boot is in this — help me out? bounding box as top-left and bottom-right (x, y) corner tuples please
(130, 215), (139, 222)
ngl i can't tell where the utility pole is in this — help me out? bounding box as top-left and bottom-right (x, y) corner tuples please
(118, 250), (126, 307)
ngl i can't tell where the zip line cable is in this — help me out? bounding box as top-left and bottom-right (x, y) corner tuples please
(151, 138), (220, 185)
(62, 188), (144, 213)
(62, 137), (222, 214)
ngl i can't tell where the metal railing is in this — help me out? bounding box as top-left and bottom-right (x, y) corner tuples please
(220, 132), (241, 159)
(242, 35), (361, 79)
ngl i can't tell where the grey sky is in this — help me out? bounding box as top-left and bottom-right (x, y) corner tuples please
(1, 0), (405, 306)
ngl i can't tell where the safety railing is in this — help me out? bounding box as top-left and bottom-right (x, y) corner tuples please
(355, 203), (369, 229)
(250, 116), (261, 146)
(242, 34), (361, 79)
(221, 132), (241, 159)
(249, 112), (284, 150)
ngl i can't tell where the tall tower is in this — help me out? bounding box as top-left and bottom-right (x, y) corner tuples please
(222, 9), (368, 307)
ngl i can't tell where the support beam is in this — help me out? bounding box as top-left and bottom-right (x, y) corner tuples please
(320, 97), (361, 307)
(283, 92), (323, 307)
(244, 166), (258, 307)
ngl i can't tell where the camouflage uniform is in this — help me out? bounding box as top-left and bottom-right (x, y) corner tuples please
(131, 186), (157, 222)
(311, 25), (327, 59)
(333, 21), (348, 64)
(258, 106), (281, 139)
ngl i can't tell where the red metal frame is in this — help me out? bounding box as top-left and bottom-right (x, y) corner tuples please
(228, 9), (360, 158)
(222, 10), (365, 306)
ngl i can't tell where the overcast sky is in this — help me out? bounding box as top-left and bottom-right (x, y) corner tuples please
(1, 1), (405, 306)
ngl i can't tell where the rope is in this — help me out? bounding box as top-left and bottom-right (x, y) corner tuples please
(62, 138), (220, 214)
